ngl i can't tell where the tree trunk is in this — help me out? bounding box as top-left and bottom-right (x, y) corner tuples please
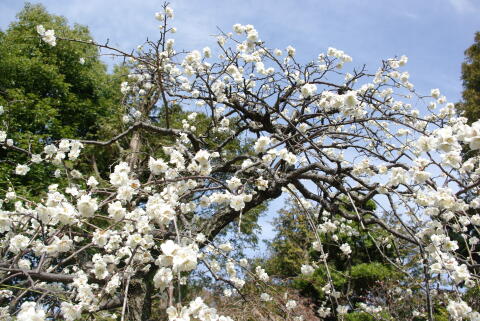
(126, 271), (155, 321)
(128, 130), (142, 170)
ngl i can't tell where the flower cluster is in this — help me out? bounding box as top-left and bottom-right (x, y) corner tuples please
(36, 25), (56, 46)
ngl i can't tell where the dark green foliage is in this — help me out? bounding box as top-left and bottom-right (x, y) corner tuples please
(349, 262), (393, 292)
(344, 312), (376, 321)
(458, 32), (480, 123)
(264, 198), (399, 318)
(0, 3), (123, 197)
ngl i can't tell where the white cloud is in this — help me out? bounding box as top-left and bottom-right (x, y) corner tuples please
(402, 11), (419, 20)
(448, 0), (479, 13)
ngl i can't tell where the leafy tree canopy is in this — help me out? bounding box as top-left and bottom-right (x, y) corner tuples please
(458, 32), (480, 123)
(0, 3), (123, 197)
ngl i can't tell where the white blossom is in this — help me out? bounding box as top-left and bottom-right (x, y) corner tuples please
(15, 164), (30, 176)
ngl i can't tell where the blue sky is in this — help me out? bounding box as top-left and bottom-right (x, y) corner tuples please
(1, 0), (479, 253)
(1, 0), (479, 101)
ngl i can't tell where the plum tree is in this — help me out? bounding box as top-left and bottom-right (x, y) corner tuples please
(1, 4), (480, 321)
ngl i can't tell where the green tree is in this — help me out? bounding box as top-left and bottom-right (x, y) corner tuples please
(458, 32), (480, 123)
(455, 32), (480, 316)
(264, 198), (400, 320)
(0, 3), (123, 197)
